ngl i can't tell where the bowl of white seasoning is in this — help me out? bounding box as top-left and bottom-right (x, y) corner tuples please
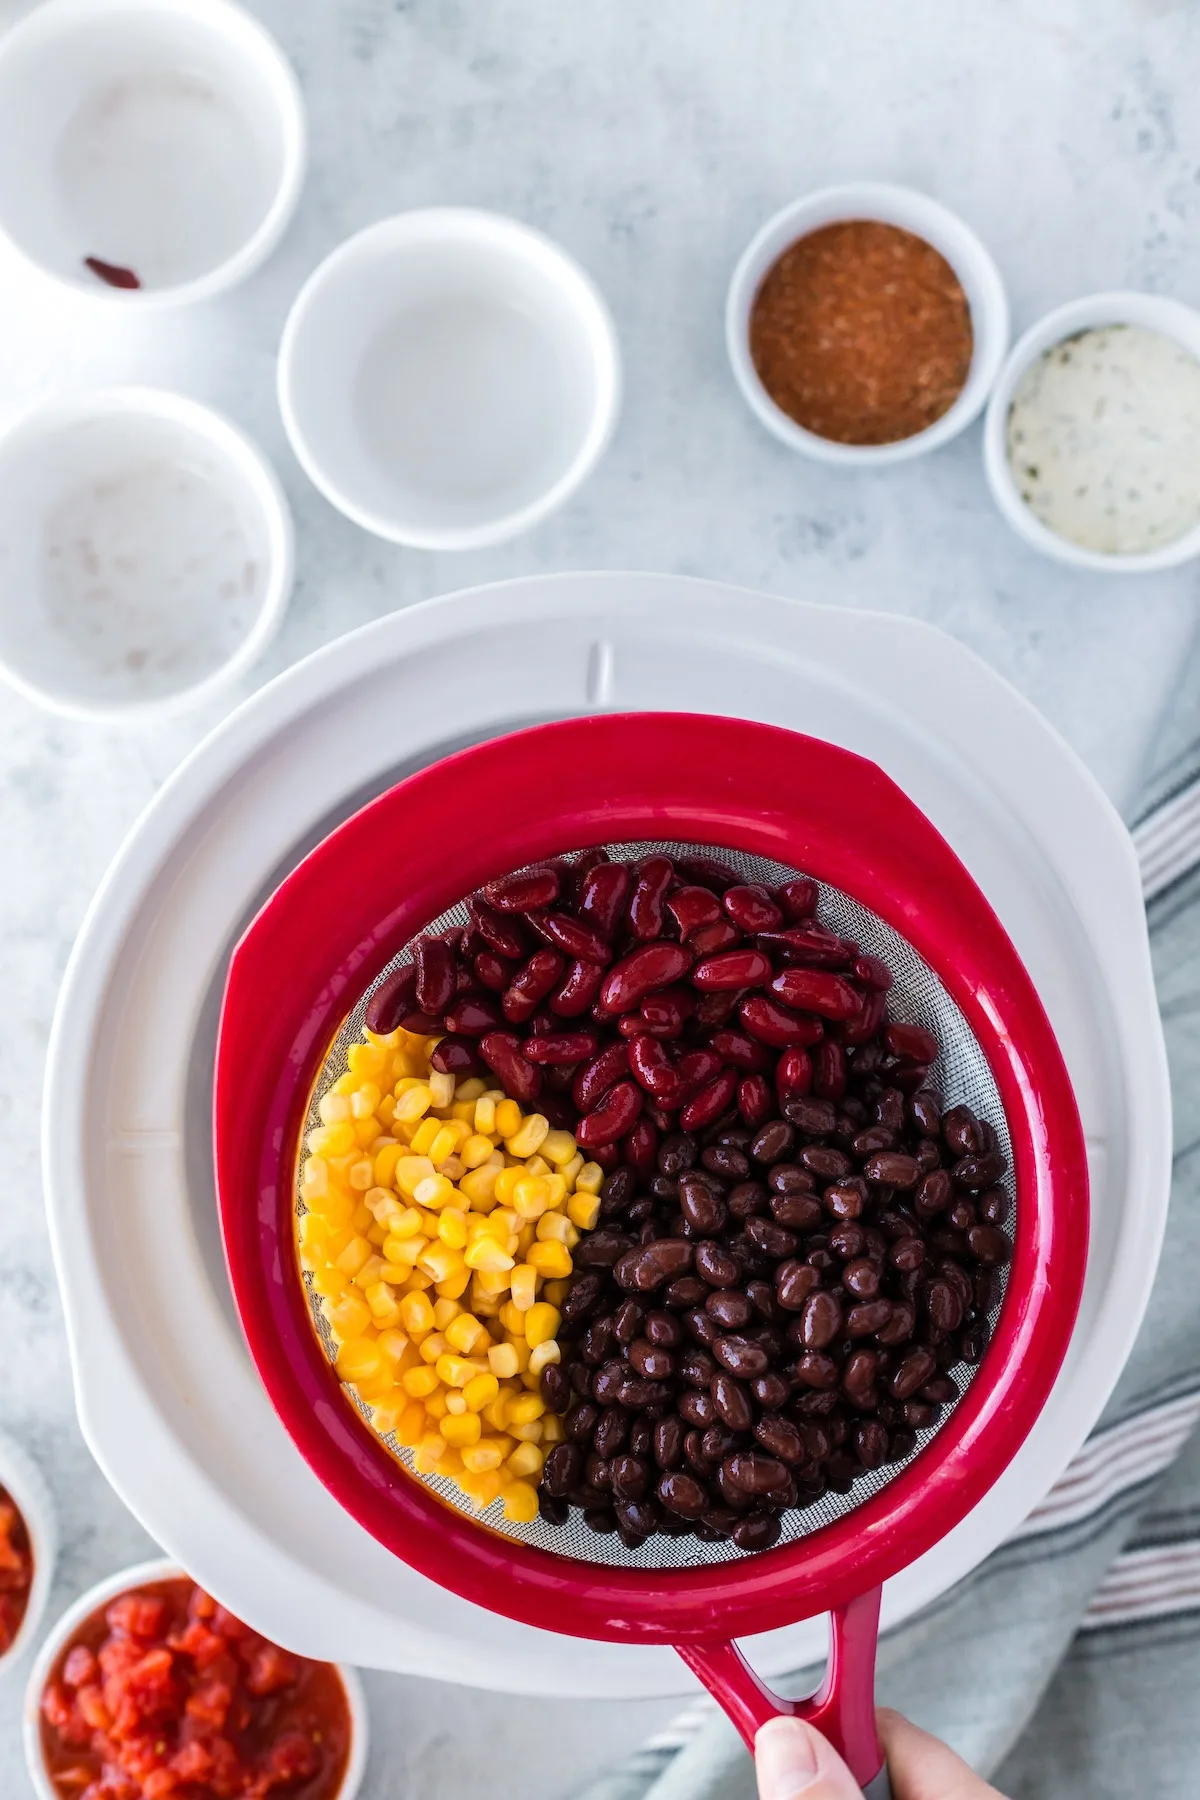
(983, 291), (1200, 572)
(0, 388), (293, 720)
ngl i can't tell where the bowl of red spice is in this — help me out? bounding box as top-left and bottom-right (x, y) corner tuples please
(727, 182), (1009, 465)
(0, 1433), (56, 1674)
(25, 1561), (367, 1800)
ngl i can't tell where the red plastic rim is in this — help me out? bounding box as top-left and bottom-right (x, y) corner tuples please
(214, 713), (1089, 1644)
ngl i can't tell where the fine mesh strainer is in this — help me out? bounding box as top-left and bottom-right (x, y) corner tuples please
(216, 713), (1088, 1797)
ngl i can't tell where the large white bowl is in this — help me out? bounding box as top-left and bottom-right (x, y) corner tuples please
(23, 1559), (367, 1800)
(42, 573), (1169, 1698)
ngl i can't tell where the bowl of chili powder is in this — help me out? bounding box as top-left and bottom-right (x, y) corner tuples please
(25, 1561), (367, 1800)
(727, 181), (1009, 465)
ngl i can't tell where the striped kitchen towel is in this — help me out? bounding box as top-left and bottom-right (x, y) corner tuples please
(575, 654), (1200, 1800)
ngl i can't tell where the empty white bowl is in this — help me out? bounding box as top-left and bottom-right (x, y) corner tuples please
(727, 181), (1009, 466)
(278, 209), (621, 549)
(983, 290), (1200, 572)
(0, 1435), (56, 1678)
(0, 388), (294, 720)
(0, 0), (306, 305)
(24, 1559), (368, 1800)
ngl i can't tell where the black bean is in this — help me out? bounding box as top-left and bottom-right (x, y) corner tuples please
(751, 1371), (790, 1410)
(695, 1241), (740, 1288)
(750, 1120), (795, 1164)
(800, 1291), (843, 1350)
(754, 1414), (805, 1463)
(725, 1452), (790, 1496)
(712, 1335), (770, 1378)
(665, 1275), (707, 1309)
(706, 1289), (754, 1329)
(658, 1471), (709, 1518)
(613, 1299), (644, 1344)
(732, 1511), (782, 1552)
(854, 1420), (889, 1469)
(654, 1415), (685, 1469)
(540, 1363), (571, 1412)
(782, 1096), (837, 1135)
(846, 1300), (892, 1338)
(658, 1133), (698, 1177)
(565, 1401), (598, 1443)
(770, 1191), (823, 1230)
(775, 1259), (819, 1311)
(942, 1105), (984, 1156)
(679, 1387), (717, 1428)
(712, 1371), (754, 1432)
(703, 1143), (750, 1180)
(543, 1444), (582, 1496)
(593, 1406), (629, 1458)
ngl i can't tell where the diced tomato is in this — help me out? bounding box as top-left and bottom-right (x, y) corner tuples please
(105, 1597), (166, 1642)
(64, 1646), (99, 1689)
(184, 1676), (233, 1730)
(168, 1738), (213, 1783)
(187, 1587), (217, 1623)
(98, 1637), (143, 1683)
(211, 1604), (253, 1642)
(76, 1684), (111, 1732)
(246, 1643), (300, 1697)
(42, 1682), (75, 1732)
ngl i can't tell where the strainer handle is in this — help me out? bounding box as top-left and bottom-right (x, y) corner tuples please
(676, 1586), (889, 1797)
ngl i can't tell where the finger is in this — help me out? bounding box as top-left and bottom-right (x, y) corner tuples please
(877, 1708), (1009, 1800)
(755, 1717), (864, 1800)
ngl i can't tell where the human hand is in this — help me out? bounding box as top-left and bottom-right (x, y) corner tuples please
(755, 1708), (1007, 1800)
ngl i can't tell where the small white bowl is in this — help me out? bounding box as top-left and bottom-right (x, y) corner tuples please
(0, 0), (306, 306)
(0, 387), (293, 721)
(726, 181), (1009, 466)
(0, 1435), (56, 1678)
(24, 1559), (368, 1800)
(983, 290), (1200, 573)
(279, 209), (621, 549)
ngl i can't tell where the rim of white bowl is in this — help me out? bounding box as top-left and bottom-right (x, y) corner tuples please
(23, 1559), (368, 1800)
(982, 289), (1200, 573)
(0, 1435), (56, 1680)
(0, 385), (294, 723)
(0, 0), (307, 309)
(278, 207), (622, 550)
(726, 180), (1010, 466)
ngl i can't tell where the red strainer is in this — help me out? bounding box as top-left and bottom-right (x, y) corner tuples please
(214, 714), (1088, 1798)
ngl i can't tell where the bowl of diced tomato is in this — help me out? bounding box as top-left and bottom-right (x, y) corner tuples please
(0, 1432), (55, 1673)
(25, 1561), (367, 1800)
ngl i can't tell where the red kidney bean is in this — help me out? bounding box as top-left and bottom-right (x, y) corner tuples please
(680, 1067), (739, 1131)
(628, 1034), (687, 1105)
(413, 936), (454, 1014)
(853, 952), (894, 992)
(738, 993), (822, 1048)
(468, 897), (528, 960)
(502, 949), (566, 1024)
(640, 987), (695, 1037)
(842, 986), (887, 1048)
(443, 995), (504, 1035)
(778, 877), (818, 921)
(549, 957), (604, 1017)
(578, 1080), (644, 1148)
(686, 920), (742, 956)
(599, 942), (692, 1014)
(627, 857), (674, 940)
(576, 862), (630, 939)
(677, 1048), (723, 1092)
(723, 884), (783, 932)
(783, 1094), (836, 1135)
(366, 962), (417, 1033)
(738, 1074), (774, 1128)
(473, 950), (515, 994)
(693, 948), (772, 991)
(884, 1021), (939, 1064)
(572, 1042), (630, 1112)
(759, 924), (853, 969)
(776, 1046), (814, 1101)
(666, 885), (723, 934)
(523, 1029), (597, 1064)
(531, 911), (612, 966)
(429, 1035), (480, 1076)
(477, 1030), (541, 1102)
(709, 1028), (773, 1072)
(485, 865), (561, 911)
(769, 968), (861, 1020)
(812, 1039), (848, 1101)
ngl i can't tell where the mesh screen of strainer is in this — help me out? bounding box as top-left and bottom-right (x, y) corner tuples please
(297, 842), (1013, 1570)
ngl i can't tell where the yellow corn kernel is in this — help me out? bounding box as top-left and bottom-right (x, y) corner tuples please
(527, 1240), (572, 1279)
(350, 1202), (375, 1236)
(414, 1174), (456, 1211)
(495, 1301), (523, 1338)
(423, 1388), (448, 1420)
(461, 1470), (503, 1510)
(541, 1412), (565, 1447)
(487, 1343), (520, 1379)
(403, 1269), (434, 1292)
(351, 1080), (382, 1117)
(507, 1441), (545, 1480)
(528, 1339), (561, 1377)
(439, 1447), (465, 1478)
(348, 1042), (387, 1078)
(312, 1267), (345, 1300)
(542, 1278), (571, 1309)
(373, 1143), (405, 1188)
(394, 1084), (434, 1127)
(575, 1161), (604, 1194)
(503, 1480), (540, 1524)
(445, 1312), (488, 1356)
(508, 1419), (543, 1443)
(541, 1128), (578, 1167)
(398, 1291), (435, 1336)
(493, 1166), (522, 1206)
(353, 1252), (386, 1288)
(432, 1296), (462, 1330)
(436, 1353), (485, 1388)
(470, 1268), (509, 1298)
(301, 1155), (330, 1199)
(335, 1338), (383, 1384)
(456, 1077), (487, 1102)
(473, 1096), (498, 1136)
(435, 1207), (468, 1249)
(444, 1391), (468, 1415)
(369, 1392), (406, 1434)
(328, 1292), (372, 1340)
(463, 1371), (500, 1412)
(461, 1440), (506, 1473)
(348, 1157), (374, 1190)
(567, 1191), (602, 1232)
(380, 1236), (423, 1271)
(506, 1113), (551, 1158)
(394, 1400), (426, 1446)
(536, 1211), (572, 1244)
(494, 1098), (523, 1139)
(512, 1176), (553, 1220)
(402, 1364), (440, 1398)
(377, 1328), (411, 1365)
(482, 1394), (511, 1434)
(514, 1222), (535, 1259)
(414, 1433), (447, 1473)
(417, 1242), (465, 1284)
(426, 1124), (459, 1167)
(509, 1264), (536, 1311)
(365, 1283), (402, 1325)
(559, 1151), (585, 1190)
(410, 1116), (444, 1156)
(428, 1069), (456, 1108)
(435, 1267), (472, 1300)
(506, 1391), (545, 1427)
(385, 1204), (425, 1241)
(524, 1303), (560, 1348)
(460, 1133), (496, 1170)
(334, 1235), (372, 1277)
(419, 1331), (450, 1365)
(395, 1155), (435, 1199)
(505, 1336), (533, 1373)
(441, 1411), (482, 1448)
(464, 1237), (514, 1273)
(459, 1164), (501, 1209)
(308, 1121), (357, 1158)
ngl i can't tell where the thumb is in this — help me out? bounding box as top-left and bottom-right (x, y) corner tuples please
(755, 1717), (865, 1800)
